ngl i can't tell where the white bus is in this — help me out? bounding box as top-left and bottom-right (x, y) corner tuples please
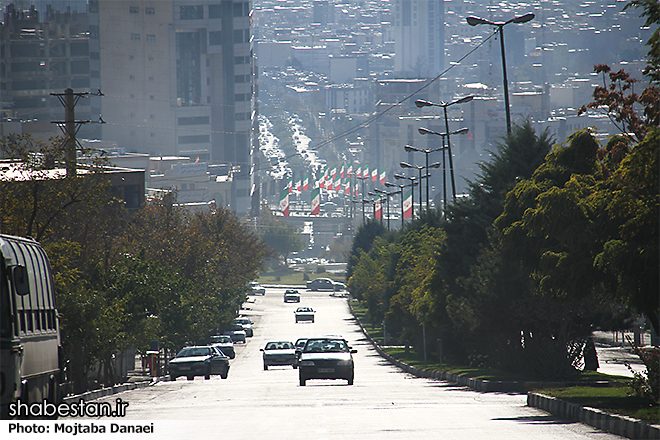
(1, 234), (61, 419)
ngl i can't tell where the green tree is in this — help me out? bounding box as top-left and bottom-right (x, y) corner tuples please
(346, 218), (387, 280)
(258, 206), (303, 265)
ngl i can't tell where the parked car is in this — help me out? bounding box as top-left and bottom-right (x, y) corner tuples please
(249, 281), (266, 295)
(298, 337), (356, 386)
(234, 317), (254, 337)
(284, 289), (301, 303)
(306, 277), (342, 291)
(294, 306), (315, 323)
(223, 324), (247, 343)
(260, 341), (297, 370)
(209, 334), (235, 359)
(168, 345), (230, 381)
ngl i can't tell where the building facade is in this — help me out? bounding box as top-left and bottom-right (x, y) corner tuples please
(98, 0), (254, 213)
(392, 0), (444, 78)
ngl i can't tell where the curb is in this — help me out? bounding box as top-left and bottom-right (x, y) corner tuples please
(348, 301), (660, 439)
(527, 393), (660, 439)
(63, 378), (161, 404)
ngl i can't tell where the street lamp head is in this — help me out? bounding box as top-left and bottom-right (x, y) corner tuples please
(384, 182), (397, 188)
(454, 127), (470, 135)
(466, 16), (491, 26)
(404, 145), (420, 153)
(415, 99), (433, 108)
(400, 161), (413, 169)
(429, 162), (442, 169)
(418, 127), (434, 136)
(513, 13), (535, 24)
(454, 96), (474, 105)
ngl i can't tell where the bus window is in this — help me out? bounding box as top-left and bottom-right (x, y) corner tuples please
(0, 264), (11, 339)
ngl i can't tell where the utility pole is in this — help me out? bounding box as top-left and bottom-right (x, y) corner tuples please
(51, 88), (104, 178)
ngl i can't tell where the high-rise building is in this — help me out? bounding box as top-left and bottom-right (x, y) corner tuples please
(0, 2), (101, 138)
(392, 0), (444, 78)
(98, 0), (255, 212)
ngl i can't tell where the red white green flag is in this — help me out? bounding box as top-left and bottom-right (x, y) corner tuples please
(344, 180), (350, 195)
(356, 165), (362, 179)
(303, 174), (309, 191)
(280, 187), (290, 217)
(295, 177), (302, 192)
(363, 165), (368, 181)
(311, 187), (320, 215)
(340, 165), (345, 178)
(403, 187), (413, 219)
(374, 198), (382, 219)
(379, 169), (386, 184)
(347, 164), (353, 176)
(371, 167), (378, 182)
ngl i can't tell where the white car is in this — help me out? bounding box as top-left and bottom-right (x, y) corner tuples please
(249, 281), (266, 295)
(223, 324), (247, 343)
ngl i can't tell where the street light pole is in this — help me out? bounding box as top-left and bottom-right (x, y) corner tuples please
(466, 13), (535, 135)
(400, 163), (425, 215)
(394, 174), (417, 219)
(417, 126), (469, 205)
(416, 96), (472, 204)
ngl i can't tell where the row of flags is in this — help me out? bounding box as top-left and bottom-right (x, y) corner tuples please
(285, 165), (388, 196)
(279, 164), (413, 220)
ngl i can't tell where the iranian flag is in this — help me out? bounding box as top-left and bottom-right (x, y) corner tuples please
(379, 169), (386, 184)
(344, 180), (350, 195)
(311, 187), (320, 215)
(340, 165), (345, 178)
(403, 187), (413, 219)
(374, 198), (382, 219)
(363, 166), (369, 181)
(303, 174), (309, 191)
(327, 174), (334, 191)
(334, 171), (341, 191)
(295, 177), (302, 192)
(280, 187), (290, 217)
(319, 170), (326, 189)
(287, 177), (293, 194)
(371, 167), (378, 182)
(347, 164), (353, 176)
(356, 165), (362, 179)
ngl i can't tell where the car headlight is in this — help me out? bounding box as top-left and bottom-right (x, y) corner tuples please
(300, 360), (315, 366)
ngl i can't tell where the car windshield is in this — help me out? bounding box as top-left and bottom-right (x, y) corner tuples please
(178, 347), (212, 357)
(302, 339), (348, 353)
(296, 307), (312, 312)
(210, 335), (231, 344)
(265, 341), (294, 350)
(295, 339), (308, 348)
(235, 318), (250, 324)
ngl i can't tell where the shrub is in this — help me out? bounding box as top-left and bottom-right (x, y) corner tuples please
(625, 336), (660, 403)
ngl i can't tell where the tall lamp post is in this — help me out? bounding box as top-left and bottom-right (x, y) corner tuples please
(385, 181), (415, 228)
(394, 174), (418, 219)
(404, 144), (449, 211)
(400, 161), (440, 213)
(417, 127), (469, 208)
(465, 13), (534, 135)
(374, 188), (397, 231)
(416, 94), (472, 203)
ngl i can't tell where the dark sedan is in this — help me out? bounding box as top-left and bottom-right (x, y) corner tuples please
(168, 345), (230, 381)
(298, 337), (356, 386)
(261, 341), (297, 370)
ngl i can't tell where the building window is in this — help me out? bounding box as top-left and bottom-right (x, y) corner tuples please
(146, 7), (155, 15)
(209, 4), (222, 18)
(178, 116), (210, 125)
(178, 135), (210, 144)
(149, 95), (155, 100)
(150, 114), (155, 119)
(149, 77), (154, 82)
(130, 6), (139, 14)
(131, 33), (140, 41)
(180, 5), (203, 20)
(235, 93), (246, 101)
(146, 34), (156, 42)
(209, 31), (222, 45)
(234, 29), (244, 43)
(235, 112), (247, 120)
(235, 75), (247, 83)
(129, 74), (135, 80)
(233, 2), (249, 17)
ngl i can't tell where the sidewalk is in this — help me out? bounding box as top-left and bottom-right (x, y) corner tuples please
(593, 330), (653, 378)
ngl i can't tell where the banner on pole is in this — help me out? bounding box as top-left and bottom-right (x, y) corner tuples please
(403, 187), (413, 219)
(280, 187), (290, 217)
(311, 187), (320, 215)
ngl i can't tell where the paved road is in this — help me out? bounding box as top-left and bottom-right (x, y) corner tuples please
(56, 286), (624, 440)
